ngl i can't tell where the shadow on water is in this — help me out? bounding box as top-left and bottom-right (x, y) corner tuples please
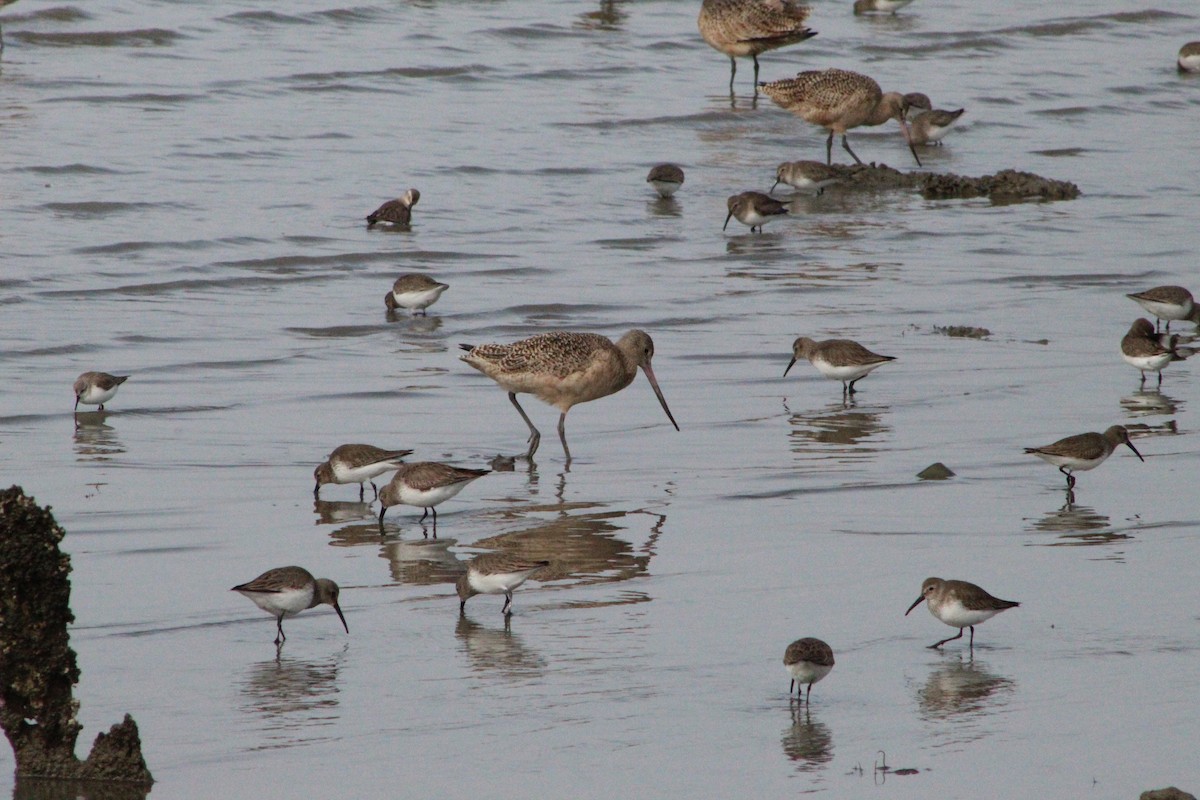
(917, 655), (1015, 725)
(455, 613), (546, 680)
(237, 647), (345, 750)
(780, 701), (833, 774)
(72, 414), (124, 462)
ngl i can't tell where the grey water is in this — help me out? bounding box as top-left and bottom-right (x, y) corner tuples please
(1, 0), (1199, 796)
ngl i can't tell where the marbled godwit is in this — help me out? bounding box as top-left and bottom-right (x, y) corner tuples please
(1178, 42), (1200, 73)
(232, 566), (348, 645)
(770, 160), (840, 195)
(646, 163), (685, 197)
(759, 68), (922, 166)
(1023, 425), (1143, 490)
(905, 578), (1018, 651)
(783, 638), (834, 703)
(903, 92), (932, 112)
(908, 108), (964, 146)
(459, 330), (679, 462)
(314, 443), (414, 500)
(1126, 285), (1194, 332)
(456, 553), (551, 615)
(1120, 318), (1175, 387)
(724, 191), (789, 232)
(377, 461), (489, 530)
(784, 337), (895, 396)
(853, 0), (915, 15)
(385, 273), (448, 315)
(698, 0), (817, 94)
(366, 188), (420, 227)
(73, 371), (128, 412)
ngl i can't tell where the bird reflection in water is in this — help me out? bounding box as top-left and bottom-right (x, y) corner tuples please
(781, 700), (833, 773)
(575, 0), (627, 31)
(455, 613), (546, 680)
(385, 309), (443, 337)
(238, 648), (345, 746)
(784, 398), (889, 460)
(312, 499), (375, 527)
(917, 656), (1014, 721)
(1120, 388), (1181, 419)
(383, 536), (462, 586)
(72, 412), (125, 462)
(1027, 500), (1111, 535)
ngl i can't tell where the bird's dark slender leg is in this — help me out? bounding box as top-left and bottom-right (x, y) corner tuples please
(98, 403), (105, 411)
(509, 392), (541, 459)
(557, 411), (571, 463)
(359, 483), (366, 501)
(848, 378), (861, 395)
(419, 507), (428, 523)
(431, 507), (438, 527)
(805, 683), (812, 704)
(842, 134), (864, 166)
(275, 615), (286, 645)
(1139, 371), (1146, 387)
(1157, 371), (1163, 387)
(968, 626), (975, 650)
(370, 481), (380, 501)
(502, 592), (513, 615)
(728, 57), (736, 95)
(929, 628), (964, 649)
(825, 131), (835, 165)
(790, 678), (796, 694)
(752, 55), (760, 90)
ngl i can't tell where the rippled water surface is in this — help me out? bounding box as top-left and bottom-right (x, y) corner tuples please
(2, 0), (1199, 796)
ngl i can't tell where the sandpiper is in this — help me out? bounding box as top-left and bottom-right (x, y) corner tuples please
(456, 553), (551, 615)
(724, 191), (789, 232)
(1126, 285), (1194, 332)
(460, 330), (679, 463)
(759, 68), (922, 166)
(783, 637), (834, 703)
(697, 0), (816, 94)
(784, 337), (895, 396)
(1178, 42), (1200, 73)
(73, 371), (129, 412)
(908, 108), (965, 146)
(232, 566), (348, 645)
(905, 577), (1018, 650)
(377, 461), (490, 530)
(1121, 318), (1175, 387)
(770, 161), (840, 195)
(1023, 425), (1143, 490)
(646, 163), (685, 198)
(366, 188), (420, 227)
(314, 443), (414, 500)
(386, 273), (448, 315)
(853, 0), (915, 14)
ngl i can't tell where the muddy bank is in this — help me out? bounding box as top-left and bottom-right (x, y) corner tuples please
(0, 487), (153, 788)
(823, 163), (1081, 201)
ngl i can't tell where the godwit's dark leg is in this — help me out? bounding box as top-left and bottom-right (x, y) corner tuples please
(841, 134), (864, 165)
(825, 131), (835, 165)
(509, 391), (541, 458)
(557, 411), (571, 463)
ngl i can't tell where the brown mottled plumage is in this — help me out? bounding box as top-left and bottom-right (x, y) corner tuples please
(73, 371), (129, 412)
(759, 68), (922, 166)
(232, 566), (348, 645)
(909, 108), (965, 146)
(784, 337), (895, 395)
(646, 163), (685, 197)
(456, 553), (551, 615)
(783, 637), (834, 702)
(698, 0), (817, 93)
(377, 461), (490, 530)
(366, 188), (420, 227)
(1125, 285), (1194, 332)
(459, 330), (679, 462)
(314, 443), (414, 500)
(769, 160), (840, 195)
(1023, 425), (1143, 490)
(724, 191), (789, 232)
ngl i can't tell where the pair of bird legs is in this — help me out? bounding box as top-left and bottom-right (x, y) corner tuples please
(508, 391), (572, 465)
(928, 626), (978, 651)
(377, 507), (440, 535)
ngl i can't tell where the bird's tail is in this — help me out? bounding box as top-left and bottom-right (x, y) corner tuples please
(458, 343), (474, 352)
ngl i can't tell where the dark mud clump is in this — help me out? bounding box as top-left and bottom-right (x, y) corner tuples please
(823, 163), (1080, 202)
(917, 462), (955, 480)
(0, 486), (154, 787)
(934, 325), (992, 339)
(1140, 790), (1197, 800)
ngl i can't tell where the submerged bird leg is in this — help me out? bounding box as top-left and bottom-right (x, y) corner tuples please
(502, 592), (513, 615)
(509, 391), (542, 458)
(370, 481), (380, 501)
(377, 505), (388, 532)
(98, 403), (106, 411)
(848, 378), (861, 395)
(930, 628), (963, 649)
(557, 412), (572, 463)
(419, 507), (429, 523)
(968, 625), (976, 649)
(1157, 371), (1163, 387)
(790, 678), (796, 694)
(752, 55), (760, 88)
(358, 483), (366, 501)
(275, 615), (286, 645)
(728, 57), (736, 94)
(841, 134), (864, 166)
(825, 131), (835, 165)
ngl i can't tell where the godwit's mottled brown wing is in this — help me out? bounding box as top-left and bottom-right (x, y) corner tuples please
(783, 637), (834, 667)
(462, 332), (615, 381)
(760, 69), (881, 129)
(395, 462), (489, 491)
(700, 0), (814, 55)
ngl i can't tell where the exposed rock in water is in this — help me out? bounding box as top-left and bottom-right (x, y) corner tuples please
(917, 462), (955, 480)
(821, 163), (1080, 202)
(1140, 790), (1197, 800)
(0, 486), (154, 788)
(934, 325), (992, 339)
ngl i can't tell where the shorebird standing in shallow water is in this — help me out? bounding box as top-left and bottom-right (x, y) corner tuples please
(1023, 425), (1143, 490)
(646, 164), (685, 198)
(770, 160), (840, 195)
(1178, 42), (1200, 73)
(314, 443), (413, 500)
(1121, 318), (1176, 387)
(905, 577), (1018, 651)
(1125, 285), (1194, 332)
(908, 108), (965, 146)
(460, 330), (679, 463)
(73, 371), (129, 412)
(724, 191), (789, 232)
(697, 0), (817, 94)
(783, 637), (834, 703)
(385, 273), (449, 315)
(784, 337), (895, 396)
(759, 68), (922, 166)
(232, 566), (348, 645)
(377, 462), (489, 531)
(457, 553), (551, 615)
(853, 0), (915, 14)
(366, 189), (420, 227)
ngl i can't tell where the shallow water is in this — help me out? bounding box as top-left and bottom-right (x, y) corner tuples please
(2, 0), (1199, 796)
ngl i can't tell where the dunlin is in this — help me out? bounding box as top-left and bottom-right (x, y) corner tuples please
(366, 188), (420, 227)
(905, 578), (1018, 650)
(724, 191), (789, 232)
(386, 273), (448, 315)
(770, 160), (840, 195)
(1179, 42), (1200, 73)
(456, 553), (550, 615)
(1023, 425), (1143, 490)
(784, 337), (895, 396)
(759, 68), (922, 166)
(314, 443), (414, 500)
(73, 371), (129, 412)
(232, 566), (348, 645)
(853, 0), (915, 14)
(646, 163), (685, 198)
(1121, 318), (1175, 387)
(908, 108), (964, 146)
(698, 0), (817, 93)
(1126, 285), (1194, 332)
(377, 461), (490, 530)
(459, 330), (679, 462)
(783, 637), (834, 702)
